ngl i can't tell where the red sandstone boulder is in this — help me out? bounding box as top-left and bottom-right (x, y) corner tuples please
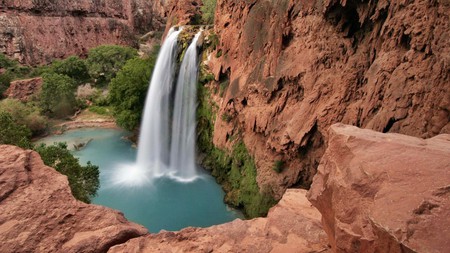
(109, 189), (331, 253)
(0, 145), (148, 253)
(4, 77), (42, 102)
(307, 124), (450, 252)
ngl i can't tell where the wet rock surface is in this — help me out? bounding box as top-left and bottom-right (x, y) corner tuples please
(308, 124), (450, 252)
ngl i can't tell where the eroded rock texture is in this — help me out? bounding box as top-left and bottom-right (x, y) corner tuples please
(308, 124), (450, 252)
(0, 0), (166, 65)
(109, 189), (330, 253)
(0, 145), (148, 253)
(208, 0), (449, 198)
(3, 77), (42, 101)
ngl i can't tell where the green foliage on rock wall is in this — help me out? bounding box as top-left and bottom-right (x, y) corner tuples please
(197, 71), (276, 218)
(201, 0), (217, 24)
(34, 142), (100, 203)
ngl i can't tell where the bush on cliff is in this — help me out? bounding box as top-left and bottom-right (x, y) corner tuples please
(34, 142), (100, 203)
(0, 112), (32, 149)
(39, 73), (77, 118)
(109, 51), (157, 131)
(86, 45), (138, 86)
(201, 0), (217, 24)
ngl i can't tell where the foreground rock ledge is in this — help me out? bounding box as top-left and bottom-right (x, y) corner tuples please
(308, 124), (450, 252)
(109, 189), (330, 253)
(0, 145), (148, 253)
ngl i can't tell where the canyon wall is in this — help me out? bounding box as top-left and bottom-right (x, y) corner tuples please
(206, 0), (449, 198)
(0, 0), (166, 65)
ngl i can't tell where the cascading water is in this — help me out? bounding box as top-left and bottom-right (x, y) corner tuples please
(169, 32), (202, 180)
(135, 27), (181, 178)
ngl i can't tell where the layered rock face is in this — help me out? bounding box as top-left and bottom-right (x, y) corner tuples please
(109, 189), (330, 253)
(209, 0), (450, 197)
(0, 0), (166, 65)
(308, 124), (450, 252)
(0, 145), (148, 253)
(3, 77), (42, 101)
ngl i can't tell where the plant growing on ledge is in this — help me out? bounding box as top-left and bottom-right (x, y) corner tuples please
(201, 0), (217, 24)
(273, 160), (285, 173)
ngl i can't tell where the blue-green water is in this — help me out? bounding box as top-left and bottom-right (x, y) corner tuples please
(37, 128), (242, 232)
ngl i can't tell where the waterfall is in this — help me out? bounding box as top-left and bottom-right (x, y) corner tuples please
(131, 27), (201, 183)
(136, 27), (181, 177)
(169, 32), (202, 180)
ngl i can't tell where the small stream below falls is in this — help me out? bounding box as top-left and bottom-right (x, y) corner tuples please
(37, 128), (243, 232)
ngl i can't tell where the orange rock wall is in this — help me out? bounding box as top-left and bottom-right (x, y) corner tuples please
(0, 0), (166, 65)
(208, 0), (450, 197)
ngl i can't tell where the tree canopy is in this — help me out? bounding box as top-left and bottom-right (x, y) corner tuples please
(108, 55), (156, 130)
(86, 45), (138, 86)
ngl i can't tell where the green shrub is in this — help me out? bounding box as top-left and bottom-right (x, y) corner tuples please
(0, 71), (13, 98)
(39, 73), (77, 118)
(0, 99), (48, 135)
(51, 56), (89, 84)
(34, 142), (99, 203)
(109, 54), (156, 130)
(273, 160), (285, 173)
(201, 0), (217, 24)
(0, 112), (32, 149)
(89, 106), (112, 115)
(86, 45), (138, 86)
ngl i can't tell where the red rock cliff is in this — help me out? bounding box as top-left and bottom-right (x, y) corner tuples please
(207, 0), (449, 197)
(0, 0), (166, 65)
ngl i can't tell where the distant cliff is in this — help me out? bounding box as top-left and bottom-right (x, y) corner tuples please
(0, 0), (166, 65)
(205, 0), (449, 198)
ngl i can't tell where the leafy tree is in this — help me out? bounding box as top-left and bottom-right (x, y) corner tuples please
(34, 142), (100, 203)
(39, 73), (77, 118)
(201, 0), (217, 24)
(86, 45), (138, 86)
(51, 56), (90, 84)
(0, 71), (12, 98)
(0, 99), (48, 135)
(109, 55), (156, 130)
(0, 112), (32, 149)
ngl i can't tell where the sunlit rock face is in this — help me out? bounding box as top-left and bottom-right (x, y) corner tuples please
(205, 0), (450, 198)
(308, 124), (450, 253)
(0, 0), (166, 65)
(0, 145), (148, 253)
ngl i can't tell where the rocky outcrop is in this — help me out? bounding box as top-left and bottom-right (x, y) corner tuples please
(109, 189), (330, 253)
(0, 0), (166, 65)
(0, 145), (148, 253)
(3, 77), (42, 101)
(163, 0), (202, 37)
(307, 124), (450, 252)
(206, 0), (450, 198)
